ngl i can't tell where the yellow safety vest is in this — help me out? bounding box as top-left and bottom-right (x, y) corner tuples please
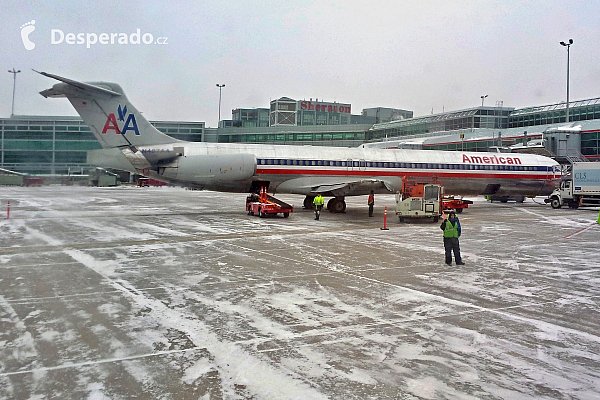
(443, 220), (459, 238)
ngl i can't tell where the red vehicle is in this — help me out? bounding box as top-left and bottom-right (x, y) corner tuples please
(442, 197), (473, 213)
(138, 177), (167, 187)
(24, 177), (44, 186)
(246, 188), (293, 218)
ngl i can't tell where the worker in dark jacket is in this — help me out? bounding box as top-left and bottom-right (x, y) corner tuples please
(368, 190), (375, 217)
(440, 211), (465, 265)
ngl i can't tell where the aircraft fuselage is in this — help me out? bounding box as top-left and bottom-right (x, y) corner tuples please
(127, 141), (560, 197)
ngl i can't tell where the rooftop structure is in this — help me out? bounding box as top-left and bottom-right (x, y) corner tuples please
(361, 107), (413, 124)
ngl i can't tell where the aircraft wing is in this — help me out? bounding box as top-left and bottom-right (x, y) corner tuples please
(311, 179), (394, 197)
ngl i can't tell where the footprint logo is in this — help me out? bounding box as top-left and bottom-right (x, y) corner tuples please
(20, 20), (36, 50)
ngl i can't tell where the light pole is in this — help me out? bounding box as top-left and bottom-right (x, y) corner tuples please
(216, 83), (225, 127)
(8, 68), (21, 117)
(560, 39), (573, 122)
(480, 94), (488, 107)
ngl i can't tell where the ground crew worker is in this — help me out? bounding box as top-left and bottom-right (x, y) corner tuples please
(313, 193), (324, 220)
(440, 211), (465, 265)
(368, 190), (375, 217)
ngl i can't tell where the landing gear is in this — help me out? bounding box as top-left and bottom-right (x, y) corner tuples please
(326, 198), (335, 211)
(306, 195), (346, 213)
(327, 197), (346, 213)
(303, 196), (315, 210)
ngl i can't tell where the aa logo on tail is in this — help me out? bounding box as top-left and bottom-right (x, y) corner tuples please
(102, 104), (140, 135)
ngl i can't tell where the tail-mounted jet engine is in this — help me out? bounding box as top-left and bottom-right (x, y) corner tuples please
(160, 153), (257, 184)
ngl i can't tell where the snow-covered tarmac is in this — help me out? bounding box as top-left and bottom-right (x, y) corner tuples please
(1, 186), (599, 399)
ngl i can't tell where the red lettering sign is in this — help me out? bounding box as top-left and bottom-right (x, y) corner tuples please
(102, 113), (121, 134)
(298, 101), (351, 113)
(463, 154), (522, 164)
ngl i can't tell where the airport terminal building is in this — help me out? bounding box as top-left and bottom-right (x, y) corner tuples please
(363, 97), (600, 161)
(0, 116), (204, 175)
(1, 96), (599, 175)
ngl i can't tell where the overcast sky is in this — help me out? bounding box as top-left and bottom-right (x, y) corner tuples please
(2, 0), (599, 127)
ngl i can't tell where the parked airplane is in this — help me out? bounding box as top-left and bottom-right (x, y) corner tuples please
(38, 71), (561, 212)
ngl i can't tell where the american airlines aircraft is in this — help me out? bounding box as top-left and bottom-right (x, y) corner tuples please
(38, 71), (561, 212)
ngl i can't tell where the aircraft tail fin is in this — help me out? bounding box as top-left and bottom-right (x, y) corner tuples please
(37, 71), (180, 149)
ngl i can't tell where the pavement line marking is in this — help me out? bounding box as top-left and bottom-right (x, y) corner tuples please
(34, 250), (331, 399)
(4, 291), (599, 378)
(5, 234), (600, 377)
(6, 232), (597, 316)
(0, 225), (382, 256)
(2, 268), (339, 304)
(4, 287), (165, 304)
(515, 207), (550, 219)
(559, 268), (600, 275)
(562, 222), (598, 239)
(219, 241), (600, 341)
(0, 347), (206, 377)
(0, 261), (81, 269)
(517, 207), (599, 235)
(4, 210), (598, 379)
(0, 211), (257, 221)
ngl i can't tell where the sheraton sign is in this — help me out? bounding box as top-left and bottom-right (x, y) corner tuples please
(299, 100), (351, 114)
(462, 154), (522, 165)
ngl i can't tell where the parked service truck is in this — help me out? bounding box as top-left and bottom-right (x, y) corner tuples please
(545, 162), (600, 209)
(395, 178), (442, 222)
